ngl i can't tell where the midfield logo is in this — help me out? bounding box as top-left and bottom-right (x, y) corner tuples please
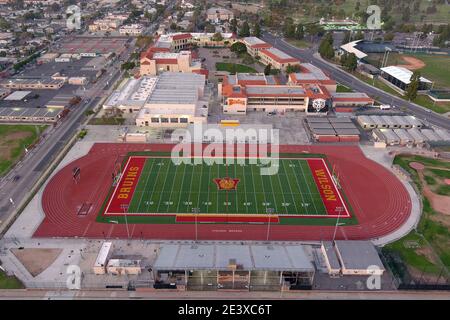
(214, 177), (240, 190)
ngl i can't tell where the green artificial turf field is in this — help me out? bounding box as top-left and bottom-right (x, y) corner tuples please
(99, 153), (356, 226)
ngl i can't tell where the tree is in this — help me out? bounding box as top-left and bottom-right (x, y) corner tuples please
(383, 33), (395, 41)
(204, 23), (215, 33)
(344, 53), (357, 71)
(295, 24), (304, 40)
(342, 31), (351, 45)
(121, 61), (135, 71)
(212, 32), (223, 42)
(283, 21), (296, 38)
(405, 71), (421, 101)
(239, 21), (250, 37)
(230, 18), (238, 33)
(318, 33), (335, 59)
(285, 64), (301, 74)
(264, 63), (272, 75)
(253, 23), (261, 37)
(230, 42), (247, 54)
(354, 30), (364, 40)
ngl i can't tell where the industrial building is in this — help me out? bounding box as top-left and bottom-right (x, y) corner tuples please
(0, 107), (64, 123)
(1, 78), (65, 90)
(153, 244), (315, 291)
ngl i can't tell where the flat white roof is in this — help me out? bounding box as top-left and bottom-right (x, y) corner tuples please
(154, 244), (314, 271)
(340, 40), (367, 59)
(335, 241), (385, 271)
(243, 36), (267, 46)
(94, 242), (112, 267)
(380, 66), (432, 84)
(4, 90), (31, 100)
(264, 47), (297, 60)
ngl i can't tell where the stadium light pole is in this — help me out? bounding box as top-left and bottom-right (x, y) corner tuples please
(192, 207), (200, 242)
(266, 208), (275, 242)
(332, 207), (345, 245)
(121, 204), (130, 239)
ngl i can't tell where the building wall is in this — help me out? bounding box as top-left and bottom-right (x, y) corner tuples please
(223, 96), (309, 114)
(259, 52), (300, 71)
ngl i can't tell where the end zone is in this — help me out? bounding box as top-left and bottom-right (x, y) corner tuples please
(307, 159), (350, 218)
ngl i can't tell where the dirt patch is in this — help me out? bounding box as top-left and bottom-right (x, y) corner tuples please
(396, 56), (426, 70)
(11, 248), (62, 277)
(408, 266), (448, 284)
(0, 131), (33, 161)
(410, 162), (425, 170)
(410, 162), (450, 215)
(416, 246), (438, 264)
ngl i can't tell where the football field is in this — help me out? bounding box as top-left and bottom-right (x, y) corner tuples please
(102, 154), (351, 223)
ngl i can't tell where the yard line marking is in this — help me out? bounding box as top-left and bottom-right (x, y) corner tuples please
(298, 160), (321, 215)
(186, 162), (196, 213)
(144, 158), (164, 212)
(232, 164), (238, 213)
(160, 160), (180, 213)
(216, 163), (219, 213)
(239, 164), (249, 214)
(176, 163), (188, 213)
(195, 162), (204, 213)
(267, 167), (286, 214)
(250, 162), (269, 214)
(288, 160), (308, 215)
(280, 160), (299, 215)
(206, 163), (211, 213)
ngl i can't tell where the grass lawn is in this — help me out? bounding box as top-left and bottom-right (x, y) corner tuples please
(0, 270), (24, 289)
(412, 54), (450, 89)
(215, 62), (257, 74)
(336, 84), (353, 93)
(388, 155), (450, 277)
(412, 95), (450, 114)
(365, 53), (450, 89)
(88, 117), (125, 125)
(0, 124), (47, 176)
(286, 39), (312, 49)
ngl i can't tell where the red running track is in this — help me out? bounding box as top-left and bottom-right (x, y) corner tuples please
(35, 143), (412, 241)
